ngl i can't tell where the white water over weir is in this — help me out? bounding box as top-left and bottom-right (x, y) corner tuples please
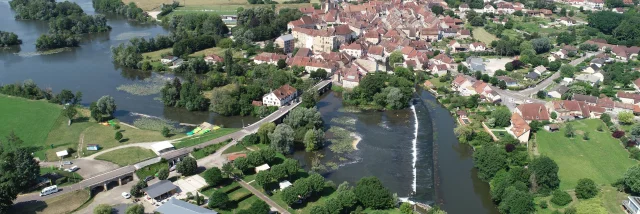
(410, 104), (418, 193)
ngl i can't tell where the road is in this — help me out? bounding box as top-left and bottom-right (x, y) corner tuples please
(238, 180), (291, 214)
(14, 80), (331, 206)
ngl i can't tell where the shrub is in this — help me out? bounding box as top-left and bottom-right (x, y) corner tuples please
(612, 130), (625, 138)
(629, 147), (640, 161)
(113, 124), (120, 130)
(564, 207), (577, 214)
(575, 178), (599, 199)
(540, 200), (548, 209)
(550, 190), (572, 206)
(505, 144), (516, 152)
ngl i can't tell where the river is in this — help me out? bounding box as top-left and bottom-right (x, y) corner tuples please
(0, 0), (497, 212)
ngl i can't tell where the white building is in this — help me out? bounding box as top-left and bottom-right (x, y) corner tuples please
(262, 85), (298, 107)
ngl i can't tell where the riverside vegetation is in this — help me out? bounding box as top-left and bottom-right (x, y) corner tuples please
(0, 31), (22, 47)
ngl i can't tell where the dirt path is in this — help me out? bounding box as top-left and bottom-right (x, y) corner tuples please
(238, 180), (291, 214)
(77, 133), (85, 158)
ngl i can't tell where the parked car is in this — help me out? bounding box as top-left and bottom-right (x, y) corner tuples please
(62, 161), (72, 165)
(144, 176), (154, 182)
(65, 166), (79, 172)
(121, 192), (131, 199)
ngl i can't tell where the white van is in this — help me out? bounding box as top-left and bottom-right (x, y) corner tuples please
(40, 185), (59, 197)
(66, 166), (79, 172)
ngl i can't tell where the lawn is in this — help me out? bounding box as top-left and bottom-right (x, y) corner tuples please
(0, 95), (62, 160)
(189, 47), (245, 58)
(135, 161), (168, 179)
(10, 190), (91, 214)
(173, 128), (239, 149)
(426, 77), (448, 89)
(94, 147), (158, 166)
(536, 119), (638, 190)
(81, 123), (183, 156)
(192, 139), (232, 159)
(43, 108), (94, 160)
(472, 27), (498, 45)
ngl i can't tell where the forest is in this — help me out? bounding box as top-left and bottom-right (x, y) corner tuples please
(92, 0), (153, 22)
(342, 67), (415, 110)
(588, 10), (640, 46)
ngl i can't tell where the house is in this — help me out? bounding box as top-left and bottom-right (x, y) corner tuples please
(582, 64), (600, 74)
(367, 45), (385, 62)
(472, 80), (491, 96)
(469, 42), (487, 52)
(548, 100), (585, 120)
(515, 103), (550, 122)
(430, 64), (449, 76)
(459, 3), (470, 12)
(574, 73), (603, 86)
(534, 65), (547, 74)
(466, 57), (486, 72)
(525, 71), (540, 80)
(204, 54), (224, 64)
(262, 84), (298, 107)
(559, 17), (577, 26)
(457, 30), (471, 39)
(622, 196), (640, 214)
(590, 58), (605, 67)
(156, 197), (218, 214)
(548, 85), (569, 99)
(452, 75), (474, 95)
(275, 34), (295, 54)
(573, 94), (598, 105)
(486, 90), (502, 103)
(255, 164), (270, 173)
(292, 27), (337, 53)
(424, 80), (435, 89)
(340, 67), (361, 89)
(86, 144), (100, 151)
(152, 141), (175, 154)
(253, 52), (287, 65)
(161, 56), (178, 64)
(340, 43), (366, 58)
(507, 113), (531, 143)
(279, 180), (293, 190)
(484, 4), (496, 13)
(142, 180), (178, 203)
(497, 76), (518, 87)
(457, 110), (471, 125)
(617, 91), (640, 104)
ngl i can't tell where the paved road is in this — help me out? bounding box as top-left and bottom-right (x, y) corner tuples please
(238, 180), (291, 214)
(519, 51), (601, 96)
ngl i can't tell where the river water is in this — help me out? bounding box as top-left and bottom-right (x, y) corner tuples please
(0, 0), (497, 212)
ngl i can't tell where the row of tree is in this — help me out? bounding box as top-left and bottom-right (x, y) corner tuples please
(160, 78), (209, 111)
(0, 31), (22, 47)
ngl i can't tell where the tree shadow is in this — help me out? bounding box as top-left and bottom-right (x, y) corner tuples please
(10, 200), (48, 214)
(74, 116), (90, 123)
(119, 138), (130, 143)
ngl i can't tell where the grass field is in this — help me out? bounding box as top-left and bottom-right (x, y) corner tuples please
(192, 139), (232, 159)
(472, 27), (498, 45)
(82, 123), (184, 156)
(0, 95), (62, 159)
(536, 119), (637, 190)
(95, 147), (158, 166)
(173, 128), (239, 148)
(190, 47), (245, 58)
(135, 161), (168, 179)
(10, 190), (91, 214)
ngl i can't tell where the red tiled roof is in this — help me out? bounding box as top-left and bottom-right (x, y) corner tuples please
(270, 84), (297, 100)
(510, 113), (530, 138)
(517, 103), (550, 121)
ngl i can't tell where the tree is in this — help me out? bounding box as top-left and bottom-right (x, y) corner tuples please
(208, 190), (230, 209)
(221, 162), (234, 178)
(203, 167), (224, 186)
(96, 95), (117, 118)
(389, 51), (404, 66)
(550, 190), (572, 206)
(258, 122), (276, 144)
(624, 165), (640, 193)
(94, 204), (112, 214)
(301, 90), (318, 108)
(532, 38), (552, 54)
(432, 5), (444, 15)
(157, 168), (169, 180)
(62, 105), (78, 126)
(568, 9), (575, 17)
(551, 112), (558, 120)
(234, 157), (250, 172)
(130, 180), (148, 197)
(473, 145), (508, 181)
(125, 204), (144, 214)
(560, 8), (567, 16)
(499, 80), (507, 89)
(549, 61), (561, 72)
(530, 156), (560, 192)
(565, 123), (575, 138)
(309, 206), (329, 214)
(587, 11), (623, 34)
(601, 113), (612, 124)
(268, 124), (295, 153)
(560, 65), (575, 78)
(161, 127), (170, 137)
(256, 170), (274, 190)
(304, 128), (324, 151)
(537, 91), (546, 99)
(115, 131), (123, 142)
(492, 107), (512, 127)
(400, 202), (413, 214)
(354, 177), (394, 209)
(277, 59), (287, 69)
(245, 200), (270, 214)
(498, 187), (535, 214)
(618, 111), (635, 125)
(505, 62), (514, 71)
(177, 157), (198, 176)
(575, 178), (599, 199)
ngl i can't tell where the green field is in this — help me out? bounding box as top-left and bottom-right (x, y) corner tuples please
(536, 119), (637, 190)
(95, 147), (158, 166)
(82, 123), (184, 156)
(0, 95), (62, 159)
(173, 128), (239, 148)
(135, 161), (168, 179)
(472, 27), (498, 45)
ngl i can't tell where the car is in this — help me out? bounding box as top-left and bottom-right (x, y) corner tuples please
(121, 192), (131, 199)
(144, 176), (154, 182)
(525, 100), (533, 103)
(65, 166), (79, 172)
(62, 161), (72, 165)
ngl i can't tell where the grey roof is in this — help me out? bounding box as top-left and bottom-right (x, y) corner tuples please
(466, 57), (485, 71)
(142, 180), (177, 199)
(591, 58), (605, 64)
(526, 71), (540, 79)
(573, 94), (598, 104)
(156, 197), (218, 214)
(575, 74), (600, 83)
(278, 34), (294, 41)
(589, 64), (600, 71)
(551, 85), (569, 94)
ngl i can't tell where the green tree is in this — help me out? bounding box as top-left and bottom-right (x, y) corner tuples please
(575, 178), (599, 199)
(309, 206), (329, 214)
(499, 80), (507, 89)
(97, 95), (117, 118)
(301, 90), (318, 108)
(258, 122), (276, 144)
(130, 180), (148, 197)
(551, 112), (558, 120)
(303, 128), (324, 151)
(208, 190), (230, 209)
(532, 38), (552, 54)
(277, 59), (287, 69)
(115, 131), (123, 142)
(62, 105), (78, 126)
(550, 190), (572, 206)
(157, 167), (169, 180)
(624, 165), (640, 193)
(354, 176), (394, 209)
(618, 111), (635, 125)
(474, 146), (508, 181)
(221, 162), (234, 177)
(601, 113), (611, 124)
(94, 204), (112, 214)
(400, 202), (413, 214)
(389, 51), (404, 66)
(498, 187), (535, 214)
(176, 157), (198, 176)
(125, 204), (144, 214)
(492, 107), (512, 127)
(203, 167), (224, 186)
(268, 124), (295, 153)
(560, 64), (575, 78)
(530, 156), (560, 192)
(565, 123), (575, 138)
(161, 126), (170, 137)
(432, 5), (444, 15)
(256, 170), (274, 190)
(549, 61), (561, 71)
(537, 91), (546, 99)
(234, 157), (250, 172)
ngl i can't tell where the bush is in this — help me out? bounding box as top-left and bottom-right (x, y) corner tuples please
(575, 178), (599, 199)
(540, 200), (548, 209)
(157, 168), (169, 180)
(612, 130), (625, 138)
(113, 124), (120, 130)
(564, 207), (576, 214)
(550, 190), (572, 206)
